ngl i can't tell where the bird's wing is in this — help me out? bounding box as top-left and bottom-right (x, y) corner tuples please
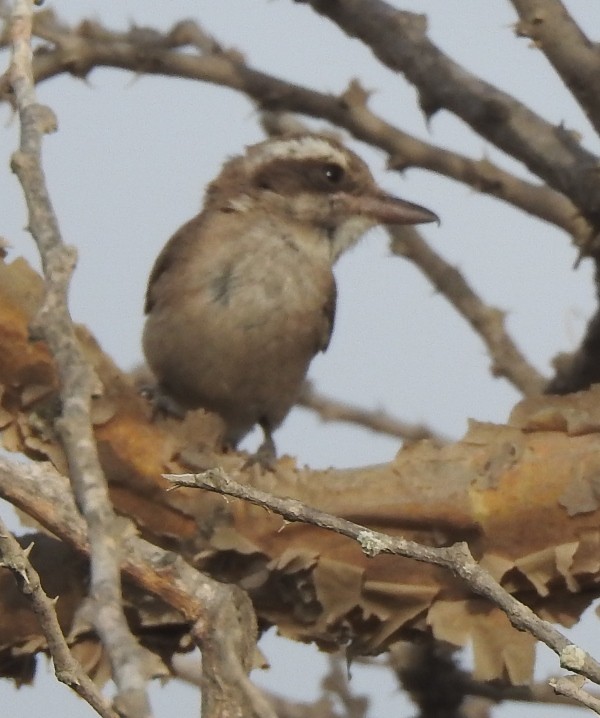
(144, 215), (204, 314)
(319, 279), (337, 353)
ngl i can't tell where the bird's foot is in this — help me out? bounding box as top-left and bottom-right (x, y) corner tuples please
(137, 378), (187, 420)
(243, 421), (277, 471)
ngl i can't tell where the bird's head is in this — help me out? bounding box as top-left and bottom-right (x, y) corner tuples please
(205, 134), (438, 260)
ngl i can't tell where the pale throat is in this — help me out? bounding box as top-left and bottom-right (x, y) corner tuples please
(225, 191), (375, 263)
(328, 215), (375, 262)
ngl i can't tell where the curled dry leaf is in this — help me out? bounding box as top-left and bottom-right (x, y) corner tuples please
(1, 254), (600, 684)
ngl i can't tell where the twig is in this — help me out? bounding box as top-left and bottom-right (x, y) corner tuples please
(0, 514), (118, 718)
(6, 3), (151, 716)
(0, 456), (274, 718)
(511, 0), (600, 137)
(166, 468), (600, 694)
(389, 226), (546, 396)
(298, 382), (448, 444)
(550, 675), (600, 715)
(0, 12), (592, 248)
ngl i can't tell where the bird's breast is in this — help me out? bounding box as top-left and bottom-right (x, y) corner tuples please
(189, 217), (333, 325)
(143, 215), (335, 433)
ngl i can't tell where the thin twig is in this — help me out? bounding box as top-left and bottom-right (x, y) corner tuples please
(298, 382), (449, 444)
(166, 468), (600, 696)
(0, 514), (118, 718)
(550, 675), (600, 715)
(7, 3), (151, 716)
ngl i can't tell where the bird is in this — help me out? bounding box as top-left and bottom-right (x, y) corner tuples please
(143, 133), (438, 461)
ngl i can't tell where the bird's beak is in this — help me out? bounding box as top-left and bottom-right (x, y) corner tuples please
(340, 192), (439, 226)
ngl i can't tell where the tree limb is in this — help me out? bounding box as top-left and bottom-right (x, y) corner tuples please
(0, 511), (118, 718)
(0, 10), (591, 248)
(166, 467), (600, 698)
(0, 456), (273, 718)
(297, 382), (449, 445)
(511, 0), (600, 137)
(7, 3), (152, 715)
(300, 0), (600, 224)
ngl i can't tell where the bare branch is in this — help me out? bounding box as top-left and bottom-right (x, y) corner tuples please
(167, 468), (600, 694)
(0, 456), (274, 718)
(300, 0), (600, 223)
(6, 3), (151, 715)
(0, 12), (592, 248)
(0, 511), (118, 718)
(389, 226), (546, 396)
(511, 0), (600, 137)
(298, 382), (448, 444)
(331, 85), (591, 248)
(550, 675), (600, 715)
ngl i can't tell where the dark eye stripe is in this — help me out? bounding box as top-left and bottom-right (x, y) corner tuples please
(252, 158), (359, 196)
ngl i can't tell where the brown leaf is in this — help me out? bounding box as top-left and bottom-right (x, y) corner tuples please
(428, 600), (535, 684)
(3, 254), (600, 684)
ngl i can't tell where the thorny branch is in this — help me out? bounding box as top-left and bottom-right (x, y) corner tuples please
(511, 0), (600, 138)
(302, 0), (600, 227)
(0, 513), (118, 718)
(167, 468), (600, 702)
(0, 10), (592, 249)
(298, 381), (449, 445)
(7, 2), (150, 715)
(0, 456), (274, 718)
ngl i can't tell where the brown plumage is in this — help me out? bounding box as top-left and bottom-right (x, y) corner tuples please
(143, 134), (437, 456)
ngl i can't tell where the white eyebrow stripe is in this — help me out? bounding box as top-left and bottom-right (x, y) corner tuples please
(245, 136), (349, 171)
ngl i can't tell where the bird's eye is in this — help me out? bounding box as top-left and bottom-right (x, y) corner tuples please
(323, 163), (344, 183)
